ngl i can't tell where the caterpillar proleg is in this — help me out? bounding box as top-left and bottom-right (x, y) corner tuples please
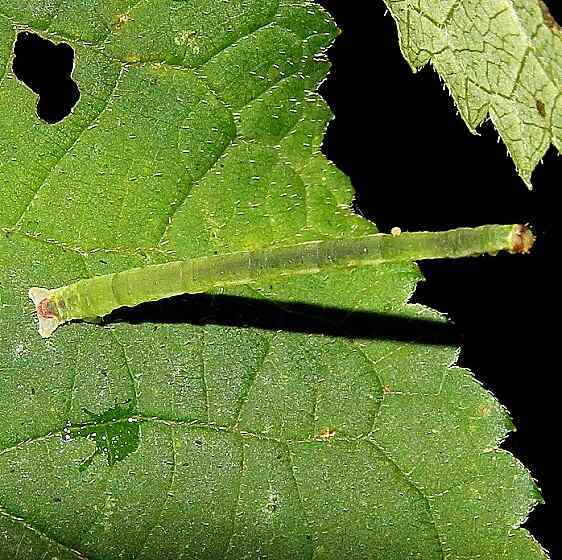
(29, 224), (534, 338)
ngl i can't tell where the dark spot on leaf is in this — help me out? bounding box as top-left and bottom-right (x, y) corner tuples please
(536, 99), (546, 118)
(113, 13), (131, 32)
(264, 493), (281, 514)
(12, 31), (80, 124)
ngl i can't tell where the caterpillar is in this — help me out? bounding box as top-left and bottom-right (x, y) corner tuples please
(29, 224), (534, 338)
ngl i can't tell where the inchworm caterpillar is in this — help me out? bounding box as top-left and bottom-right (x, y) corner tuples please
(29, 224), (533, 338)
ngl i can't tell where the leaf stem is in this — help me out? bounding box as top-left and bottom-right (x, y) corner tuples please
(28, 224), (534, 338)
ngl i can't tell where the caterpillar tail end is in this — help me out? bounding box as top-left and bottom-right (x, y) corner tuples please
(28, 288), (65, 338)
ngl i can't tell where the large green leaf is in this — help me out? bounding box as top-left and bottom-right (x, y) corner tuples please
(0, 2), (546, 559)
(384, 0), (562, 185)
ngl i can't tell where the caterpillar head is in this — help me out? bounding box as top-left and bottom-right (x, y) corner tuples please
(508, 224), (535, 254)
(28, 287), (64, 338)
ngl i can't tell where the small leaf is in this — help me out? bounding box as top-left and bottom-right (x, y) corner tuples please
(384, 0), (562, 185)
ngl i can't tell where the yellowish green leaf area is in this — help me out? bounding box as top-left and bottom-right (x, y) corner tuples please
(0, 2), (546, 559)
(385, 0), (561, 185)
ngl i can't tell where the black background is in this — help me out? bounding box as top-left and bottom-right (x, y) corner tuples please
(14, 2), (560, 556)
(319, 1), (559, 556)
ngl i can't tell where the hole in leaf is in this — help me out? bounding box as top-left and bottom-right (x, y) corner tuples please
(12, 31), (80, 124)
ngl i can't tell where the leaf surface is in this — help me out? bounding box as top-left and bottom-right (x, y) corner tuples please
(0, 2), (546, 559)
(384, 0), (561, 185)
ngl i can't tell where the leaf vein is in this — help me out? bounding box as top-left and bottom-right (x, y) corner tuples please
(285, 444), (314, 560)
(133, 425), (177, 559)
(200, 329), (211, 423)
(0, 503), (88, 559)
(223, 439), (246, 556)
(11, 65), (126, 230)
(234, 334), (274, 427)
(366, 438), (446, 560)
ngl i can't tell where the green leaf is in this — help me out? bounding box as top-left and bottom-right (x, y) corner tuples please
(384, 0), (562, 185)
(0, 2), (546, 559)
